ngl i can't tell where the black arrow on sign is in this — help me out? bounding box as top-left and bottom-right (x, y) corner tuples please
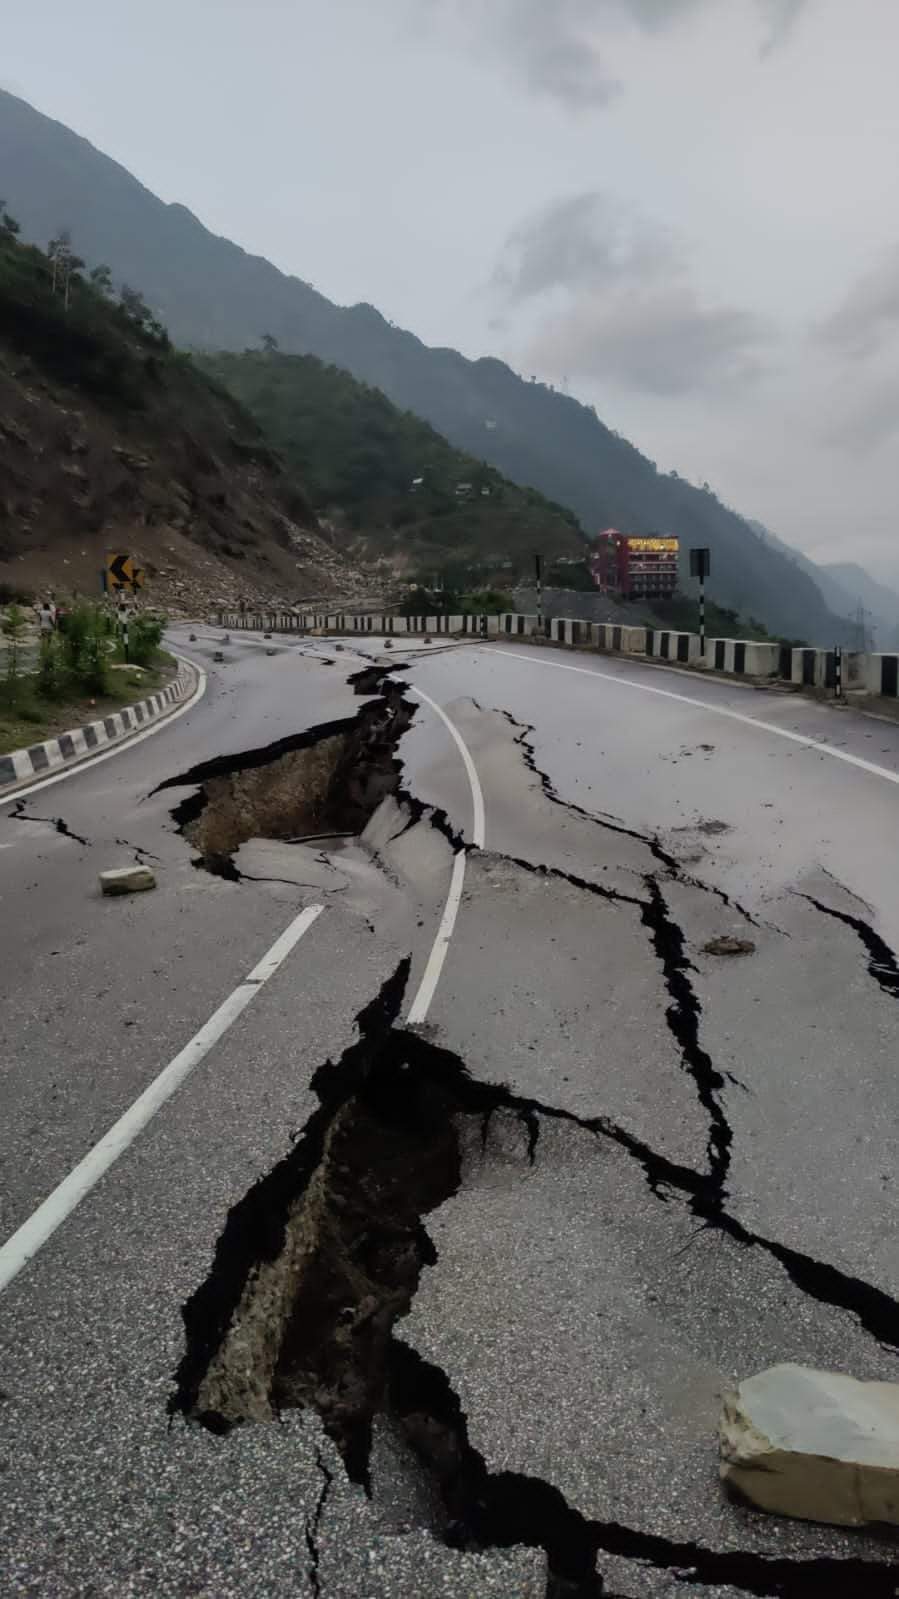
(107, 553), (133, 587)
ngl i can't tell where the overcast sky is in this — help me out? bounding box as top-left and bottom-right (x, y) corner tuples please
(5, 0), (899, 581)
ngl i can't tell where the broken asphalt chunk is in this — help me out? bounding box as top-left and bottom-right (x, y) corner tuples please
(99, 865), (157, 895)
(720, 1364), (899, 1526)
(703, 936), (756, 957)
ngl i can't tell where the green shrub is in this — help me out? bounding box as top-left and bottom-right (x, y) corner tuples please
(127, 613), (165, 666)
(1, 603), (28, 641)
(37, 633), (69, 699)
(60, 603), (110, 693)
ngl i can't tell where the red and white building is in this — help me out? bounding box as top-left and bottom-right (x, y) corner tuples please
(591, 529), (680, 603)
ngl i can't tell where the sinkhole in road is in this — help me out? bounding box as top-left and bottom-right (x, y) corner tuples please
(171, 963), (607, 1597)
(155, 667), (416, 878)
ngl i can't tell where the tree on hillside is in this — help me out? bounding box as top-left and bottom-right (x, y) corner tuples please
(0, 200), (20, 237)
(261, 332), (279, 353)
(47, 228), (85, 308)
(89, 263), (114, 297)
(119, 282), (170, 345)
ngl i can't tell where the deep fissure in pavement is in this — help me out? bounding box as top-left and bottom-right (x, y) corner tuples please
(156, 667), (416, 878)
(172, 962), (899, 1598)
(166, 681), (897, 1595)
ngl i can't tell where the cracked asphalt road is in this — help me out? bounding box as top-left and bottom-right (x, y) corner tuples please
(1, 625), (897, 1597)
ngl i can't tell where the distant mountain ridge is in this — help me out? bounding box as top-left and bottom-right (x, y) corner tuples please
(0, 87), (857, 640)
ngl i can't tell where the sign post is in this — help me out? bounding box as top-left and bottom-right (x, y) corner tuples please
(690, 547), (711, 657)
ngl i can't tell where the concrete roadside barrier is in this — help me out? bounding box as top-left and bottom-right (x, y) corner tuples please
(593, 623), (648, 655)
(791, 647), (866, 692)
(705, 639), (781, 676)
(866, 653), (899, 698)
(645, 628), (702, 665)
(0, 660), (199, 795)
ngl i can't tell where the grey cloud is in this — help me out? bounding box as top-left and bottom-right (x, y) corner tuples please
(495, 190), (676, 301)
(821, 377), (899, 453)
(433, 0), (810, 109)
(527, 287), (771, 395)
(758, 0), (809, 54)
(818, 246), (899, 360)
(497, 189), (771, 395)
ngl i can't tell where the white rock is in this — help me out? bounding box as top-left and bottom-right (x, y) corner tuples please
(99, 865), (156, 896)
(720, 1364), (899, 1526)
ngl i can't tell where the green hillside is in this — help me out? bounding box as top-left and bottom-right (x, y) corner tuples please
(0, 208), (359, 608)
(199, 350), (584, 580)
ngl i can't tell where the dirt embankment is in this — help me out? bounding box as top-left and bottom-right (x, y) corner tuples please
(0, 344), (377, 614)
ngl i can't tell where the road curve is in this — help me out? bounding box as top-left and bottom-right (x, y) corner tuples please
(0, 625), (897, 1598)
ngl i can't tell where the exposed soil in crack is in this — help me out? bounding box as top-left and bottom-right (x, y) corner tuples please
(173, 963), (899, 1597)
(9, 801), (91, 847)
(163, 674), (897, 1595)
(155, 667), (417, 878)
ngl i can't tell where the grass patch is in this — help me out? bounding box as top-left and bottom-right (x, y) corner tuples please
(0, 655), (175, 754)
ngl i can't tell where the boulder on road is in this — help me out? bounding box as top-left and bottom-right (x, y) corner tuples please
(720, 1364), (899, 1526)
(100, 865), (157, 896)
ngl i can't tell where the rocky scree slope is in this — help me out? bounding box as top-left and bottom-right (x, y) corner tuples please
(0, 219), (366, 614)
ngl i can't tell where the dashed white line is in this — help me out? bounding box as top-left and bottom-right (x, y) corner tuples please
(0, 903), (324, 1294)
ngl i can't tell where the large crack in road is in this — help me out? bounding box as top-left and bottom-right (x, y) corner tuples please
(163, 660), (899, 1597)
(154, 665), (418, 879)
(170, 962), (899, 1597)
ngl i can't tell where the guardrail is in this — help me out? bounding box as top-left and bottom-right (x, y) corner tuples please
(215, 612), (899, 702)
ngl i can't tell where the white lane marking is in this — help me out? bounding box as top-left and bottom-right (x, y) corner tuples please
(496, 649), (899, 787)
(407, 853), (468, 1026)
(408, 686), (486, 847)
(0, 904), (324, 1294)
(405, 689), (485, 1025)
(0, 652), (208, 807)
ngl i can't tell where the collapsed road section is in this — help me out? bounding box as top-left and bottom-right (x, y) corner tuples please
(155, 666), (418, 878)
(158, 656), (898, 1597)
(170, 961), (899, 1599)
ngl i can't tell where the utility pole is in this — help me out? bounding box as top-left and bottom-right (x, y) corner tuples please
(690, 547), (711, 656)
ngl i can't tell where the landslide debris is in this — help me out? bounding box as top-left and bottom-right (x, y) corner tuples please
(0, 217), (372, 613)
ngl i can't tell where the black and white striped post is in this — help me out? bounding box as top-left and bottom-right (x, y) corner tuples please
(535, 552), (543, 632)
(834, 644), (843, 700)
(690, 547), (711, 657)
